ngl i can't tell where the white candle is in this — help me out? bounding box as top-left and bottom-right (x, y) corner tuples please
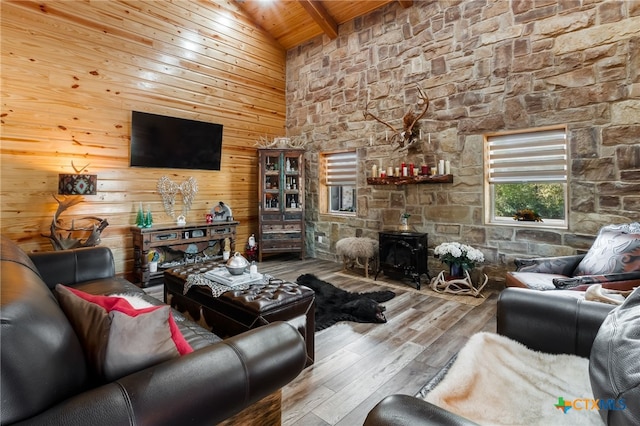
(439, 160), (445, 175)
(445, 160), (451, 175)
(428, 133), (431, 144)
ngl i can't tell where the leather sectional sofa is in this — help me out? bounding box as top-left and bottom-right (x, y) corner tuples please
(0, 236), (306, 425)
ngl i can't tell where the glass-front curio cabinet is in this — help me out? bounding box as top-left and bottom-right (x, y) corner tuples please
(258, 149), (305, 261)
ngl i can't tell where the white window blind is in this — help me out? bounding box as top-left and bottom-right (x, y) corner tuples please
(325, 151), (357, 186)
(487, 128), (567, 183)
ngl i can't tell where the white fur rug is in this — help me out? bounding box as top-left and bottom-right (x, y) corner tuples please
(424, 332), (604, 426)
(112, 293), (155, 309)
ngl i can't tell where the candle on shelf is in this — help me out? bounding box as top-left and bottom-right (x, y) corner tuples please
(380, 170), (386, 178)
(372, 164), (378, 178)
(413, 168), (419, 176)
(445, 160), (451, 175)
(409, 163), (414, 176)
(395, 167), (400, 177)
(439, 160), (445, 175)
(387, 166), (394, 177)
(421, 164), (428, 175)
(401, 162), (407, 177)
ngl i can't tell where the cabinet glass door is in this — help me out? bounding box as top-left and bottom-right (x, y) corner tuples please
(284, 152), (302, 211)
(263, 153), (281, 211)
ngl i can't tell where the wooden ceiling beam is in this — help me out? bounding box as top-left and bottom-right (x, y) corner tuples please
(298, 0), (338, 40)
(397, 0), (413, 8)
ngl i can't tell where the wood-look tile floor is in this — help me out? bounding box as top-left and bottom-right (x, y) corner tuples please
(258, 255), (498, 426)
(145, 255), (498, 425)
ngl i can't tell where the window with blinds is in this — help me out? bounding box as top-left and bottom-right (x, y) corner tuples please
(485, 127), (568, 228)
(324, 151), (357, 186)
(488, 128), (567, 183)
(322, 151), (357, 214)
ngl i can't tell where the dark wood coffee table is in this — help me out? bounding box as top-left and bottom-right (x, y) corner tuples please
(164, 261), (315, 367)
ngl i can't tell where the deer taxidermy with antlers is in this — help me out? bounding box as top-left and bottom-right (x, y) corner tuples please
(364, 84), (430, 151)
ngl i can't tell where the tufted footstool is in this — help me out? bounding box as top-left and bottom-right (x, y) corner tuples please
(165, 272), (315, 367)
(336, 237), (379, 278)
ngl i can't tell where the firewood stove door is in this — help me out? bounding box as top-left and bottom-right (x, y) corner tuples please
(376, 231), (429, 290)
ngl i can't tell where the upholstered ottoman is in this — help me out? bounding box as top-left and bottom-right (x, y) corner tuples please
(336, 237), (379, 278)
(165, 275), (315, 367)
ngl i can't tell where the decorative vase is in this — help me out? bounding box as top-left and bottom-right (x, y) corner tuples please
(449, 263), (464, 278)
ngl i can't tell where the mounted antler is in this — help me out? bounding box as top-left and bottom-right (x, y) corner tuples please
(363, 84), (430, 150)
(42, 194), (109, 250)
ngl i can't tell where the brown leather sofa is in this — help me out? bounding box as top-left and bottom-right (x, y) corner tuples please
(506, 222), (640, 291)
(0, 236), (306, 425)
(364, 287), (640, 425)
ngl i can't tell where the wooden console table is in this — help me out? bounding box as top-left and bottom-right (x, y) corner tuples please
(131, 221), (238, 287)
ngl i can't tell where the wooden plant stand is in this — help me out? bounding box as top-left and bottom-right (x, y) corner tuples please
(429, 270), (488, 298)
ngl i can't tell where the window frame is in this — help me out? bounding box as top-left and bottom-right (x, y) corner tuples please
(484, 125), (569, 229)
(319, 150), (358, 216)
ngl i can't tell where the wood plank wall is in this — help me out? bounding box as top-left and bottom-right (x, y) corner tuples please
(1, 0), (286, 276)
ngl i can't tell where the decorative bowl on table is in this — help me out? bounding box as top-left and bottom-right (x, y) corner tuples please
(226, 252), (250, 275)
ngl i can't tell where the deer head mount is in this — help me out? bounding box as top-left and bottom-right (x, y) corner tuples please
(364, 84), (430, 151)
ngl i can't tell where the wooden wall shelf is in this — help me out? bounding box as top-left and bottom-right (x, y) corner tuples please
(367, 174), (453, 186)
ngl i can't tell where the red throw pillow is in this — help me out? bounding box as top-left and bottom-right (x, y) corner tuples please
(55, 284), (193, 381)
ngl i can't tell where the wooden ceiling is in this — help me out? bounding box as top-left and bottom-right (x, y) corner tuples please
(234, 0), (413, 50)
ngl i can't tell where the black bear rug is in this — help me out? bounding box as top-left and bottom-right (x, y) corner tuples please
(296, 273), (396, 331)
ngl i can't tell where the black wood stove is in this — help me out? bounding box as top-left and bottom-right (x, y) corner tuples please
(376, 231), (429, 289)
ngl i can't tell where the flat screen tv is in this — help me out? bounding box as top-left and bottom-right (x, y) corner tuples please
(130, 111), (223, 171)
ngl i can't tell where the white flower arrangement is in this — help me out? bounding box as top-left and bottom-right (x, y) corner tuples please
(433, 242), (485, 270)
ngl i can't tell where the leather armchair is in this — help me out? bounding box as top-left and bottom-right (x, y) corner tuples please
(363, 288), (616, 426)
(506, 223), (640, 291)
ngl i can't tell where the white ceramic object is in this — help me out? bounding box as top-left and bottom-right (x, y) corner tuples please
(226, 252), (249, 275)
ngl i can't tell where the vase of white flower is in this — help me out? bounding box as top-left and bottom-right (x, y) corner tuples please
(449, 262), (464, 278)
(433, 242), (485, 278)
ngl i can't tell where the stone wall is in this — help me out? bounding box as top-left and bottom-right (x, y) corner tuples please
(286, 0), (640, 285)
